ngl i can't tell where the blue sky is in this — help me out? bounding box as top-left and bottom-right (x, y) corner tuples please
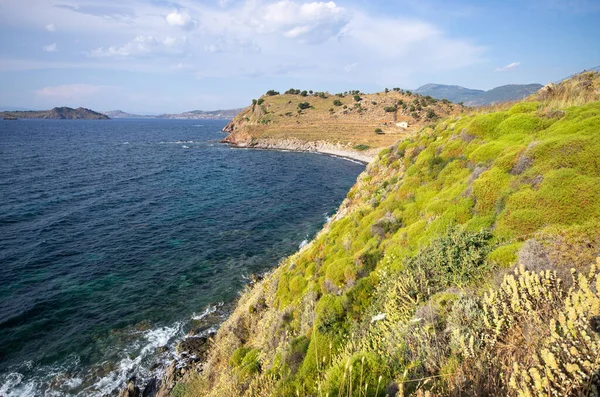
(0, 0), (598, 113)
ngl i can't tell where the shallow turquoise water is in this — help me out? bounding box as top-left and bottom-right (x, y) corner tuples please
(0, 119), (364, 396)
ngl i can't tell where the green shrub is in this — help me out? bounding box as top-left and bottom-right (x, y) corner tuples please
(315, 294), (346, 333)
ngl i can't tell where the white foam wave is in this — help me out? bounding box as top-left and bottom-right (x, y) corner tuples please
(0, 372), (37, 397)
(326, 154), (364, 165)
(191, 303), (223, 321)
(299, 239), (309, 249)
(158, 140), (195, 144)
(143, 324), (182, 353)
(0, 305), (225, 397)
(90, 323), (184, 396)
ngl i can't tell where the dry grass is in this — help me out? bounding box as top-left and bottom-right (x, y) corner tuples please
(534, 71), (600, 108)
(225, 91), (461, 149)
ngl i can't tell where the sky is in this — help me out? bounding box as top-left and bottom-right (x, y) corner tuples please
(0, 0), (599, 113)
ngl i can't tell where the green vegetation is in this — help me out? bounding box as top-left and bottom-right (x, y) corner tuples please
(186, 73), (600, 396)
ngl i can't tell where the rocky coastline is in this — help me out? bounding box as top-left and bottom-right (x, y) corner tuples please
(221, 135), (377, 165)
(117, 331), (212, 397)
(118, 129), (374, 397)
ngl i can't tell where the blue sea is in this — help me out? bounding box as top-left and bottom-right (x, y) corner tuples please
(0, 119), (364, 396)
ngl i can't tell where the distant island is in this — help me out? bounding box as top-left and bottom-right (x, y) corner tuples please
(102, 108), (244, 120)
(1, 107), (110, 120)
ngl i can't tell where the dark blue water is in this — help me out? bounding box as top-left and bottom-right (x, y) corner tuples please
(0, 119), (363, 396)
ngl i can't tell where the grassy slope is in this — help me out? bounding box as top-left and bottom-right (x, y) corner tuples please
(176, 73), (600, 396)
(223, 90), (461, 151)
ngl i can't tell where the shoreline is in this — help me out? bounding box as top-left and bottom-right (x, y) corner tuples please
(220, 137), (378, 164)
(119, 138), (369, 396)
(118, 135), (371, 396)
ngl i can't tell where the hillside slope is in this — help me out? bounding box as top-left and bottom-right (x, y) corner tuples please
(172, 72), (600, 397)
(222, 89), (461, 162)
(1, 107), (109, 120)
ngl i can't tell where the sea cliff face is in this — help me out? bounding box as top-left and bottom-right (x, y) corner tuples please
(145, 72), (600, 397)
(222, 131), (377, 163)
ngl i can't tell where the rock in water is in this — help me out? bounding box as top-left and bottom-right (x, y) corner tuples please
(142, 377), (157, 397)
(118, 377), (141, 397)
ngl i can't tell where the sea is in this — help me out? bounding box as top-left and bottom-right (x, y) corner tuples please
(0, 119), (364, 396)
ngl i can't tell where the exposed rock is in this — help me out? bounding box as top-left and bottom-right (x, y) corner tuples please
(222, 137), (375, 163)
(118, 377), (141, 397)
(177, 335), (209, 359)
(142, 377), (157, 397)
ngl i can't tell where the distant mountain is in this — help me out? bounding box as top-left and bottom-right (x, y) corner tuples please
(1, 107), (109, 120)
(415, 83), (543, 106)
(156, 108), (244, 120)
(102, 110), (151, 119)
(103, 108), (244, 120)
(413, 84), (484, 105)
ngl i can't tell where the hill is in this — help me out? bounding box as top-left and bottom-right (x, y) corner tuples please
(102, 108), (244, 120)
(1, 107), (109, 120)
(102, 110), (149, 119)
(222, 89), (461, 162)
(414, 83), (484, 104)
(158, 108), (243, 120)
(169, 71), (600, 397)
(416, 83), (543, 106)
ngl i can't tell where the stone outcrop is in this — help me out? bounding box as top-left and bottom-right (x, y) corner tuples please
(222, 135), (376, 164)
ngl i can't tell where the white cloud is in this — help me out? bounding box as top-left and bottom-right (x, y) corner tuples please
(88, 35), (186, 58)
(495, 61), (520, 72)
(344, 62), (358, 73)
(1, 0), (487, 103)
(246, 1), (350, 44)
(43, 43), (57, 52)
(166, 9), (193, 28)
(45, 23), (56, 32)
(204, 38), (261, 54)
(36, 84), (108, 100)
